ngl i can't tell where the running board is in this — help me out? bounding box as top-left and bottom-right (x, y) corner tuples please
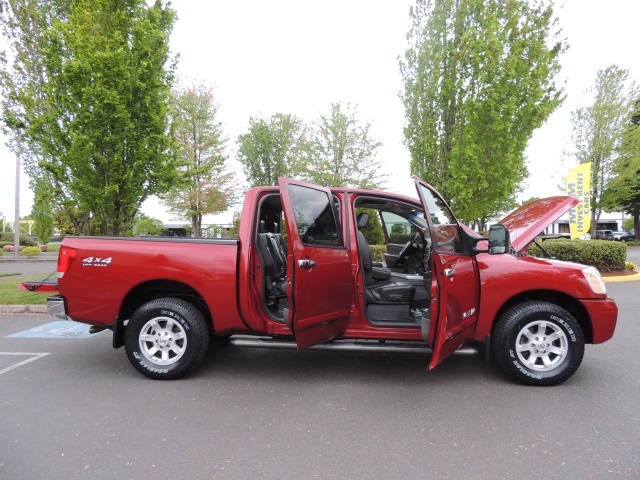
(229, 335), (478, 355)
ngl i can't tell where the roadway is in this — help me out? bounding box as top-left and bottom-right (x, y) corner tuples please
(0, 280), (638, 479)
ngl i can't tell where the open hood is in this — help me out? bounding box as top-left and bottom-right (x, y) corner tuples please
(498, 196), (579, 253)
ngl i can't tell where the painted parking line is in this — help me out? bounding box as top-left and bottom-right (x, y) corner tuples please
(7, 321), (105, 339)
(0, 352), (50, 375)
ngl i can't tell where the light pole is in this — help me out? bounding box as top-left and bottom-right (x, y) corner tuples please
(14, 152), (20, 260)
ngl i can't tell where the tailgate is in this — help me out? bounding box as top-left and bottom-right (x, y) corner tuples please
(19, 276), (59, 293)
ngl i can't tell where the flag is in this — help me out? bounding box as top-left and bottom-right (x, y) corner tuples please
(565, 163), (591, 239)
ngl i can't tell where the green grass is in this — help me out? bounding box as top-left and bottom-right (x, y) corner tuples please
(0, 274), (51, 305)
(47, 243), (61, 252)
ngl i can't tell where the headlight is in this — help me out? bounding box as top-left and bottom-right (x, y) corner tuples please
(582, 266), (606, 294)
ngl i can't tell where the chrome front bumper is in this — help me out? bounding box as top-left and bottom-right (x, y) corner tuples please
(46, 295), (70, 321)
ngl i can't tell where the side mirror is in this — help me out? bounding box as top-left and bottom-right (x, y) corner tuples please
(473, 224), (510, 255)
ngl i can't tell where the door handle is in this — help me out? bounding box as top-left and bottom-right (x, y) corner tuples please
(298, 259), (317, 269)
(443, 268), (454, 278)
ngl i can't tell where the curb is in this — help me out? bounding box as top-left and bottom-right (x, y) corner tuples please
(603, 272), (640, 283)
(0, 305), (46, 314)
(0, 257), (57, 262)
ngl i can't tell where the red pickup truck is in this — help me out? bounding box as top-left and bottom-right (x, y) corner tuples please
(30, 178), (617, 385)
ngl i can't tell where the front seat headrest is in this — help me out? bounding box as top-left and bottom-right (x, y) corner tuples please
(356, 212), (370, 230)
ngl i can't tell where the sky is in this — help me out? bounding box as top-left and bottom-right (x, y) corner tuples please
(1, 0), (639, 226)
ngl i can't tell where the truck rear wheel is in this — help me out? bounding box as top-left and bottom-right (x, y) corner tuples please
(124, 298), (209, 380)
(492, 301), (584, 386)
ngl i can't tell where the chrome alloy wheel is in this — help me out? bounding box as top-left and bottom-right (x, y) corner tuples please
(138, 316), (187, 366)
(515, 320), (568, 371)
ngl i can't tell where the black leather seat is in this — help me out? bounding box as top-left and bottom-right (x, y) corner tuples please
(256, 221), (288, 304)
(356, 213), (415, 304)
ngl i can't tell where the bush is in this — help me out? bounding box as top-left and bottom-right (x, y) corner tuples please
(0, 233), (37, 247)
(626, 240), (640, 247)
(528, 239), (626, 272)
(370, 245), (386, 263)
(2, 245), (14, 252)
(0, 248), (4, 256)
(21, 246), (42, 256)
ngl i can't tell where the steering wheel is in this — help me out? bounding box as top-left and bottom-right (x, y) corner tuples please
(398, 232), (421, 259)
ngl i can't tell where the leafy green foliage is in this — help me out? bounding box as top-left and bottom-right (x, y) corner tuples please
(389, 224), (413, 244)
(570, 66), (638, 235)
(164, 84), (235, 237)
(133, 216), (165, 236)
(301, 103), (384, 189)
(370, 245), (386, 263)
(528, 239), (626, 272)
(0, 232), (37, 246)
(602, 99), (640, 236)
(1, 0), (177, 236)
(356, 208), (384, 245)
(31, 179), (54, 244)
(400, 0), (564, 224)
(52, 208), (77, 237)
(237, 113), (306, 187)
(21, 246), (41, 256)
(623, 218), (634, 231)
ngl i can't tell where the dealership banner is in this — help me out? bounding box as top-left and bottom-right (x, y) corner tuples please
(565, 162), (591, 239)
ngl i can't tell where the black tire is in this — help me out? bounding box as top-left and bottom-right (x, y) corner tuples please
(492, 301), (584, 386)
(124, 298), (210, 380)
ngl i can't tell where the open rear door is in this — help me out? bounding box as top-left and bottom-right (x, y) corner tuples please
(279, 178), (353, 349)
(415, 179), (480, 370)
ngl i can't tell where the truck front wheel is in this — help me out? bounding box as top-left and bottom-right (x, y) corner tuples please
(124, 298), (210, 380)
(492, 301), (584, 386)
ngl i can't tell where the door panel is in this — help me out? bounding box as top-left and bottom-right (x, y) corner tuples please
(414, 179), (480, 369)
(428, 253), (478, 369)
(279, 178), (353, 349)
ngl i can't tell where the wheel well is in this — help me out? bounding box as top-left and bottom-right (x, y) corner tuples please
(118, 280), (214, 335)
(491, 290), (593, 343)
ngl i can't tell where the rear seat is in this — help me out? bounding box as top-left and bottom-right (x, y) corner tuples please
(256, 221), (288, 304)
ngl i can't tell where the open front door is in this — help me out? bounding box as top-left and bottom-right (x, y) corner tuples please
(415, 180), (480, 370)
(279, 178), (353, 349)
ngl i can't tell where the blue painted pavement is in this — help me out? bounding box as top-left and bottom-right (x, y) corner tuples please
(8, 321), (104, 339)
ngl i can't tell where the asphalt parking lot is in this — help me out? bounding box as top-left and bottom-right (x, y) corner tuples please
(1, 279), (639, 479)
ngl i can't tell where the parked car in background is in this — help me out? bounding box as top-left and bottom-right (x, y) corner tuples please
(612, 231), (625, 241)
(578, 233), (591, 240)
(595, 230), (614, 240)
(620, 229), (636, 242)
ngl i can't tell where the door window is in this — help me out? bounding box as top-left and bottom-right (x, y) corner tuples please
(417, 184), (462, 254)
(287, 184), (343, 247)
(381, 211), (421, 244)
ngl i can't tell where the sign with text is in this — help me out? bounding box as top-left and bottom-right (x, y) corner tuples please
(565, 163), (591, 239)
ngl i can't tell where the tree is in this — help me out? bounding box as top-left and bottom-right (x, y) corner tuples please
(52, 208), (77, 237)
(133, 215), (165, 236)
(570, 66), (638, 235)
(301, 102), (384, 189)
(1, 0), (177, 236)
(355, 208), (385, 245)
(237, 113), (306, 187)
(601, 99), (640, 239)
(164, 84), (235, 237)
(400, 0), (565, 224)
(31, 179), (54, 244)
